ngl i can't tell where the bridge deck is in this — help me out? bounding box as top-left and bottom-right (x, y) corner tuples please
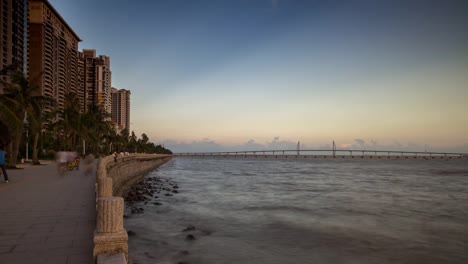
(176, 149), (467, 159)
(177, 154), (466, 159)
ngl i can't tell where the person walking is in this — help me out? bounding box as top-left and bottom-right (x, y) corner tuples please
(55, 151), (68, 175)
(0, 144), (9, 183)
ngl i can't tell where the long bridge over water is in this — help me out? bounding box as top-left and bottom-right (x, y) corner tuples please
(175, 149), (468, 160)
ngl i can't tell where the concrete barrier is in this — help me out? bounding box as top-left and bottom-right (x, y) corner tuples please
(93, 154), (172, 264)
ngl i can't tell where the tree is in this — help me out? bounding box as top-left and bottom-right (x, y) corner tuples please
(141, 133), (149, 144)
(118, 128), (130, 152)
(28, 100), (55, 165)
(129, 131), (138, 152)
(0, 71), (21, 158)
(54, 92), (81, 150)
(0, 120), (11, 146)
(79, 104), (113, 155)
(0, 72), (42, 167)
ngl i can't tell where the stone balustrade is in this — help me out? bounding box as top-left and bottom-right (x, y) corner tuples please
(93, 153), (172, 264)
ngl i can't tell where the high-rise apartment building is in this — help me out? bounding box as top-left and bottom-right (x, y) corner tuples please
(0, 0), (28, 92)
(80, 49), (111, 115)
(77, 51), (84, 112)
(28, 0), (81, 112)
(111, 87), (130, 131)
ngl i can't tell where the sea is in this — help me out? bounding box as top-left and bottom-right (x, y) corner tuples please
(125, 157), (468, 264)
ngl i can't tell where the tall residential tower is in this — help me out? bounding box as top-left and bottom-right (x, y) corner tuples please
(0, 0), (28, 92)
(111, 87), (130, 131)
(28, 0), (81, 112)
(80, 49), (112, 115)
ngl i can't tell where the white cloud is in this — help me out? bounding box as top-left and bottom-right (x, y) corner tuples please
(354, 139), (366, 148)
(163, 137), (302, 153)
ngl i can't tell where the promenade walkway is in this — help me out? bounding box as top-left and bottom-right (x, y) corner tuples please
(0, 161), (96, 264)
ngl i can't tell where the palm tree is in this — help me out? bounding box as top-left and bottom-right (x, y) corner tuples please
(54, 92), (81, 150)
(80, 104), (112, 155)
(129, 131), (138, 153)
(0, 72), (42, 167)
(0, 120), (12, 148)
(0, 69), (20, 151)
(28, 100), (55, 165)
(119, 128), (130, 152)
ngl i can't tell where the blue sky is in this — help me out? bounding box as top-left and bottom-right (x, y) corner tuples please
(50, 0), (468, 152)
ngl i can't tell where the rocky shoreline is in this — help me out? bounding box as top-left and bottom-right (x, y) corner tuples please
(124, 174), (179, 216)
(123, 173), (213, 264)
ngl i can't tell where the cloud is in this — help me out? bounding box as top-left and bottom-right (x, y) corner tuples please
(235, 139), (264, 151)
(163, 137), (303, 153)
(354, 139), (366, 147)
(162, 138), (225, 153)
(266, 137), (302, 150)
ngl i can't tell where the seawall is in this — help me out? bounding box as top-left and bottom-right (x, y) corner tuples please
(93, 154), (172, 264)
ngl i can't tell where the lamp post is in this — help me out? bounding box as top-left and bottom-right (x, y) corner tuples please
(24, 113), (29, 162)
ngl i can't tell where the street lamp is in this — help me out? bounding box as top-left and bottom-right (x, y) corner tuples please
(23, 113), (29, 162)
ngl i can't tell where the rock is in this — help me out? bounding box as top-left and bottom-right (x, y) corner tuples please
(172, 190), (179, 193)
(173, 185), (179, 189)
(127, 230), (136, 236)
(185, 234), (196, 241)
(131, 207), (144, 214)
(165, 193), (173, 196)
(153, 202), (162, 205)
(179, 250), (190, 256)
(201, 229), (212, 236)
(143, 252), (155, 259)
(182, 225), (196, 232)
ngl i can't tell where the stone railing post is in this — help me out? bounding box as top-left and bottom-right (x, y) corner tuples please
(97, 177), (113, 198)
(93, 196), (128, 263)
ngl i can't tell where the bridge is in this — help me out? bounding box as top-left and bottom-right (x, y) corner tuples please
(175, 149), (468, 160)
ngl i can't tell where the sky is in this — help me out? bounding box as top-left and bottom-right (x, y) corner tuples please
(50, 0), (468, 153)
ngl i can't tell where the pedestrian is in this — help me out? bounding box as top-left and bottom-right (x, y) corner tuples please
(56, 151), (68, 175)
(83, 153), (94, 176)
(0, 144), (9, 183)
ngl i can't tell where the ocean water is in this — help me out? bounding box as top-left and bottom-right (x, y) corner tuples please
(125, 157), (468, 264)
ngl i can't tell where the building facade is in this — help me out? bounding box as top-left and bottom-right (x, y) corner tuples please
(80, 49), (112, 116)
(0, 0), (28, 92)
(111, 87), (130, 131)
(77, 50), (84, 112)
(28, 0), (81, 112)
(2, 0), (121, 122)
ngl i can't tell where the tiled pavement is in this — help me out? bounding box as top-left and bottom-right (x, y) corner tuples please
(0, 161), (96, 264)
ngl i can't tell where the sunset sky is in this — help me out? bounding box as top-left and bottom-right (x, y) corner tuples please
(50, 0), (468, 152)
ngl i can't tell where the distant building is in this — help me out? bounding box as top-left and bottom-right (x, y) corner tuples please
(111, 87), (131, 131)
(80, 49), (112, 116)
(28, 0), (81, 112)
(0, 0), (28, 92)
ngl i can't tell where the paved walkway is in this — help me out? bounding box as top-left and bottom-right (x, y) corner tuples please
(0, 161), (96, 264)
